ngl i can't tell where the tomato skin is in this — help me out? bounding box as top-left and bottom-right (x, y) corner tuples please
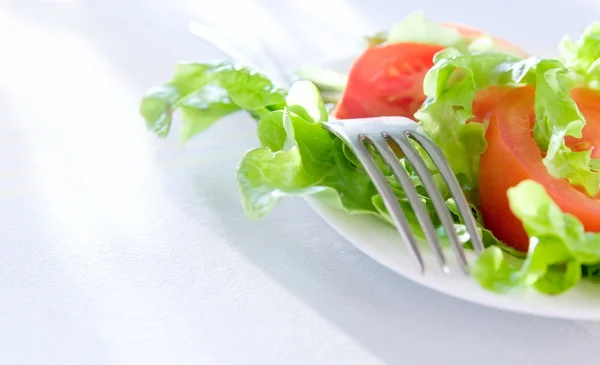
(333, 43), (444, 120)
(479, 87), (600, 252)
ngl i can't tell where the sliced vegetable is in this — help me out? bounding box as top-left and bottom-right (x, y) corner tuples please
(333, 42), (444, 120)
(479, 86), (600, 251)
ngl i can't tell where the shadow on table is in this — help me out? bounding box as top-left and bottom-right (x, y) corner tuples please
(184, 167), (596, 365)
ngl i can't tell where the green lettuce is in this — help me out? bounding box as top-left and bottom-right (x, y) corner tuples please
(140, 61), (286, 143)
(533, 62), (600, 196)
(472, 180), (600, 294)
(560, 22), (600, 89)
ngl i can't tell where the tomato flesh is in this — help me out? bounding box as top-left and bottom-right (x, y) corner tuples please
(479, 87), (600, 252)
(472, 86), (515, 122)
(333, 43), (444, 120)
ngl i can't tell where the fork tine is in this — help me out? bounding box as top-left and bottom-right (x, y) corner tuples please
(369, 136), (449, 273)
(331, 132), (425, 272)
(390, 134), (470, 274)
(409, 132), (485, 254)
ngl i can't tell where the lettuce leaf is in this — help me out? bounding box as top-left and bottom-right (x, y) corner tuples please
(533, 62), (600, 195)
(472, 180), (600, 294)
(560, 22), (600, 89)
(240, 99), (399, 219)
(140, 61), (286, 143)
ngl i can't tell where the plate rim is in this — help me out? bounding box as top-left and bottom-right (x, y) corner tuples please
(304, 196), (600, 321)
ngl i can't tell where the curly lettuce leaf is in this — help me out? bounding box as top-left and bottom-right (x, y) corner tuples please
(285, 80), (328, 123)
(560, 22), (600, 89)
(237, 146), (358, 219)
(533, 62), (600, 195)
(140, 61), (286, 143)
(239, 109), (380, 218)
(472, 180), (600, 294)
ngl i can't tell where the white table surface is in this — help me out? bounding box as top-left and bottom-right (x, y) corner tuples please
(3, 0), (600, 364)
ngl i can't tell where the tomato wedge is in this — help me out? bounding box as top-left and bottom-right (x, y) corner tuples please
(479, 86), (600, 252)
(333, 24), (527, 120)
(472, 86), (515, 122)
(333, 43), (443, 119)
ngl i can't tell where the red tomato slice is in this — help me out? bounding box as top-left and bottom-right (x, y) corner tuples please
(333, 24), (528, 120)
(333, 42), (444, 120)
(479, 86), (600, 252)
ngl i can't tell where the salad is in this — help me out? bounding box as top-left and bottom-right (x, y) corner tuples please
(140, 12), (600, 295)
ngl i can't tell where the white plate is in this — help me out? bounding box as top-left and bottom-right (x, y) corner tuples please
(306, 197), (600, 320)
(300, 57), (600, 321)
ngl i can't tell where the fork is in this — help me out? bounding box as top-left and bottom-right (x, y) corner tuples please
(189, 21), (484, 274)
(323, 117), (485, 274)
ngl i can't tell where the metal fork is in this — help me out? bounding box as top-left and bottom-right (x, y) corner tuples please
(323, 117), (485, 274)
(188, 21), (484, 274)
